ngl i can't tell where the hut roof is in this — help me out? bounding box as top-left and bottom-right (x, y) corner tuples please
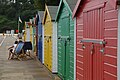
(47, 6), (58, 21)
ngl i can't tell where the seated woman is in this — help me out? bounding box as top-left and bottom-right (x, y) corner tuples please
(8, 41), (18, 60)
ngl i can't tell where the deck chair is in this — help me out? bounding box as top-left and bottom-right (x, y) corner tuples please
(10, 42), (25, 60)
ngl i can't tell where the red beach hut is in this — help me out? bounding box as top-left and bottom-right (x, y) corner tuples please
(73, 0), (119, 80)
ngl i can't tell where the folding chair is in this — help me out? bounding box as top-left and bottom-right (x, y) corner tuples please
(10, 42), (25, 60)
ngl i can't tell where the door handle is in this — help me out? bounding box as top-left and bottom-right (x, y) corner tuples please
(58, 36), (61, 39)
(91, 44), (94, 54)
(82, 44), (85, 49)
(40, 35), (42, 37)
(48, 36), (51, 38)
(67, 37), (71, 41)
(44, 36), (46, 38)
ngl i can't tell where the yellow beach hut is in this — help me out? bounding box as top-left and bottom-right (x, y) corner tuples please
(42, 5), (58, 73)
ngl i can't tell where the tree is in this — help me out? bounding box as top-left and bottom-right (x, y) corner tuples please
(45, 0), (60, 6)
(0, 0), (60, 32)
(0, 0), (37, 32)
(34, 0), (45, 10)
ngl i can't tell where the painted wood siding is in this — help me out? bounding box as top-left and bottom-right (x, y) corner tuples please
(69, 16), (74, 80)
(44, 11), (53, 71)
(25, 23), (31, 42)
(83, 7), (104, 80)
(38, 21), (43, 62)
(33, 27), (36, 52)
(52, 22), (58, 73)
(104, 1), (117, 80)
(24, 23), (26, 41)
(30, 25), (33, 44)
(57, 3), (74, 80)
(76, 5), (84, 80)
(75, 0), (118, 80)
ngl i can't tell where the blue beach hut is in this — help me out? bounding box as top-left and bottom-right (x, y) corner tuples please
(37, 11), (44, 63)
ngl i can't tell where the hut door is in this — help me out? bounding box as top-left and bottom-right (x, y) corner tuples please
(38, 22), (42, 61)
(44, 35), (51, 68)
(44, 20), (52, 70)
(58, 15), (70, 79)
(82, 8), (105, 80)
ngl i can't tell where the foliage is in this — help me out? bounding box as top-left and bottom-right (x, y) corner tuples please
(0, 0), (37, 33)
(0, 0), (60, 33)
(34, 0), (45, 10)
(45, 0), (60, 6)
(33, 0), (60, 10)
(0, 15), (17, 32)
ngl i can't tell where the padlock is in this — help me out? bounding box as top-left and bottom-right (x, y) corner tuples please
(67, 37), (71, 41)
(82, 44), (85, 49)
(100, 48), (104, 53)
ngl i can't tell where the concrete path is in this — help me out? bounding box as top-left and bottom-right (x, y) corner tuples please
(0, 36), (59, 80)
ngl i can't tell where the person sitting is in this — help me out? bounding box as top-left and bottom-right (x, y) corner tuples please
(23, 41), (32, 58)
(8, 41), (18, 60)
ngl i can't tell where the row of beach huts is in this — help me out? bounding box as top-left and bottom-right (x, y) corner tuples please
(23, 0), (120, 80)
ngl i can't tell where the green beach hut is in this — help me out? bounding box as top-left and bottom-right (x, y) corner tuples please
(55, 0), (77, 80)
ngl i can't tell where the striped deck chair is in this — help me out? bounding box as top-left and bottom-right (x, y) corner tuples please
(12, 42), (25, 60)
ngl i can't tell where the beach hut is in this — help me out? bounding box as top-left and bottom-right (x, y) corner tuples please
(31, 18), (37, 54)
(72, 0), (119, 80)
(42, 5), (58, 73)
(24, 22), (31, 42)
(29, 19), (33, 46)
(23, 23), (26, 41)
(33, 26), (36, 52)
(35, 17), (38, 56)
(37, 11), (44, 63)
(29, 19), (33, 43)
(55, 0), (77, 80)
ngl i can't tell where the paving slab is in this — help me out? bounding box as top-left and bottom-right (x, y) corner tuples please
(0, 36), (61, 80)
